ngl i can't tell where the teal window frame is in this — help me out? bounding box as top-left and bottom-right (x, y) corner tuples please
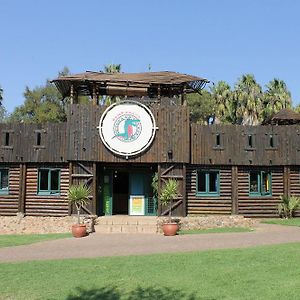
(38, 168), (60, 195)
(0, 168), (9, 195)
(196, 170), (220, 197)
(249, 171), (272, 197)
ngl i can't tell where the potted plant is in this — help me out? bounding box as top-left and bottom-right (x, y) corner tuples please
(160, 179), (179, 236)
(68, 183), (91, 238)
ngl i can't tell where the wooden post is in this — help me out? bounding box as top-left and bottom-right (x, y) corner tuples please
(231, 166), (238, 214)
(283, 166), (290, 197)
(157, 163), (162, 216)
(70, 84), (74, 105)
(182, 84), (187, 106)
(68, 162), (73, 215)
(92, 84), (97, 106)
(92, 162), (97, 214)
(182, 164), (187, 216)
(18, 164), (26, 214)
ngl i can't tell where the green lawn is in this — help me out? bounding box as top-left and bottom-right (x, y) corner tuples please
(178, 227), (253, 235)
(262, 218), (300, 227)
(0, 233), (71, 248)
(1, 243), (300, 299)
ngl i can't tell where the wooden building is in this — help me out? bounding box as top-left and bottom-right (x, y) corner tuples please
(1, 71), (299, 218)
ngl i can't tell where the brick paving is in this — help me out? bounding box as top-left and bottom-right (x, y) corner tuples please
(0, 223), (300, 262)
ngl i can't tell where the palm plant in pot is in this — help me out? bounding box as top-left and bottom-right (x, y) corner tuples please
(160, 179), (179, 236)
(68, 183), (91, 238)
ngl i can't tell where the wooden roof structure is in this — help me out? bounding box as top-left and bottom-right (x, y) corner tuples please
(51, 71), (209, 101)
(262, 108), (300, 125)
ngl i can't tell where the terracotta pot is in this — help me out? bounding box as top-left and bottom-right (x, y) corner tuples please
(162, 223), (179, 236)
(72, 224), (87, 238)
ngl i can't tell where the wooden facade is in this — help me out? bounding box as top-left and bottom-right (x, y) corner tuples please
(1, 103), (300, 218)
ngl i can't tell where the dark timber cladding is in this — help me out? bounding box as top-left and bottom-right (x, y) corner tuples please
(68, 103), (190, 163)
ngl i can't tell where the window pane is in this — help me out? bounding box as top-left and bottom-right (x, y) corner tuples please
(248, 135), (253, 147)
(197, 172), (206, 192)
(40, 170), (49, 190)
(1, 170), (8, 189)
(250, 172), (259, 193)
(262, 172), (270, 194)
(209, 172), (218, 192)
(50, 170), (59, 191)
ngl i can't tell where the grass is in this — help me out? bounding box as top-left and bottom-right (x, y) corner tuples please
(262, 218), (300, 227)
(1, 243), (300, 299)
(0, 233), (71, 248)
(178, 227), (253, 235)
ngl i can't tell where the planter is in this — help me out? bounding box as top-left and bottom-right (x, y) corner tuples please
(72, 224), (87, 238)
(162, 223), (179, 236)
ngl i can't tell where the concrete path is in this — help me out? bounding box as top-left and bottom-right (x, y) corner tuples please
(1, 223), (300, 263)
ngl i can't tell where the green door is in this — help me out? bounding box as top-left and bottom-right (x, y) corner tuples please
(129, 172), (157, 216)
(103, 172), (112, 215)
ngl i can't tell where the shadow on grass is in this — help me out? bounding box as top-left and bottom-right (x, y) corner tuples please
(66, 286), (198, 300)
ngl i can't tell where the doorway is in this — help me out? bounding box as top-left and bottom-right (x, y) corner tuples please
(112, 171), (129, 214)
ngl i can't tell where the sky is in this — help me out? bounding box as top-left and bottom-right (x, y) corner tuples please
(0, 0), (300, 113)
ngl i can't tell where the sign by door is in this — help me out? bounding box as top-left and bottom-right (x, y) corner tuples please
(129, 195), (145, 215)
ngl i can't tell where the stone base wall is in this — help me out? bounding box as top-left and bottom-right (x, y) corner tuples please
(158, 215), (258, 232)
(0, 215), (258, 235)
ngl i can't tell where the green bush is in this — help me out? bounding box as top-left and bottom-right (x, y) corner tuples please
(278, 195), (300, 219)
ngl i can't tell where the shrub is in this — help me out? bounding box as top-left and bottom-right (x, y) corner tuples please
(278, 195), (300, 219)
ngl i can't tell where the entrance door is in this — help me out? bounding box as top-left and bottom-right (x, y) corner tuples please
(102, 171), (112, 216)
(129, 172), (156, 216)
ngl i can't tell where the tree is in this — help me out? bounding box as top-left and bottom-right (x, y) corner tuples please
(210, 81), (235, 124)
(234, 74), (263, 125)
(101, 64), (122, 105)
(263, 78), (292, 119)
(186, 90), (215, 124)
(103, 64), (121, 74)
(0, 86), (7, 123)
(8, 68), (70, 123)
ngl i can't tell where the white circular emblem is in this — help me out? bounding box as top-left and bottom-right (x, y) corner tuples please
(99, 101), (156, 157)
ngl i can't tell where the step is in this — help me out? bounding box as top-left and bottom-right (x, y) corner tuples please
(96, 216), (158, 226)
(94, 223), (158, 234)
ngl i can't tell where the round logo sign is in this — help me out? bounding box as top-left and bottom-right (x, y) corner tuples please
(98, 101), (157, 157)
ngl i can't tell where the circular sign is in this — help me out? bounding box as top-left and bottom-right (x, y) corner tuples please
(98, 101), (157, 157)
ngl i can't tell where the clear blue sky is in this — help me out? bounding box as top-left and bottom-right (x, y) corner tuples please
(1, 0), (299, 113)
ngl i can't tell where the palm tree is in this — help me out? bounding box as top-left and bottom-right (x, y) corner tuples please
(234, 74), (263, 125)
(104, 64), (121, 74)
(210, 81), (234, 124)
(102, 64), (122, 105)
(263, 78), (292, 119)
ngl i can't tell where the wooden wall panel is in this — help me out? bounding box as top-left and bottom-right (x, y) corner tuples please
(237, 167), (283, 217)
(0, 165), (20, 216)
(0, 123), (67, 163)
(67, 103), (190, 163)
(191, 124), (300, 166)
(25, 165), (69, 216)
(289, 167), (300, 217)
(186, 166), (232, 215)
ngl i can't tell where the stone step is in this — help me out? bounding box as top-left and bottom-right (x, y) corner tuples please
(96, 216), (158, 226)
(94, 224), (158, 234)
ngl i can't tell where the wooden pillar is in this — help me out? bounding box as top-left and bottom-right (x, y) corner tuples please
(92, 84), (97, 106)
(182, 164), (187, 216)
(70, 84), (74, 105)
(283, 166), (290, 197)
(18, 164), (26, 214)
(157, 163), (162, 215)
(182, 84), (187, 106)
(231, 166), (238, 215)
(92, 162), (97, 215)
(157, 85), (161, 101)
(68, 162), (73, 215)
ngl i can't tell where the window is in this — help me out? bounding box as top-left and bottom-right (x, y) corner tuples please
(0, 169), (9, 194)
(5, 132), (10, 146)
(36, 132), (41, 146)
(38, 168), (60, 195)
(249, 171), (271, 196)
(197, 170), (220, 196)
(216, 134), (221, 147)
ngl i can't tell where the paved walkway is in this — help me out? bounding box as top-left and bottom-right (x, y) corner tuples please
(1, 223), (300, 262)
